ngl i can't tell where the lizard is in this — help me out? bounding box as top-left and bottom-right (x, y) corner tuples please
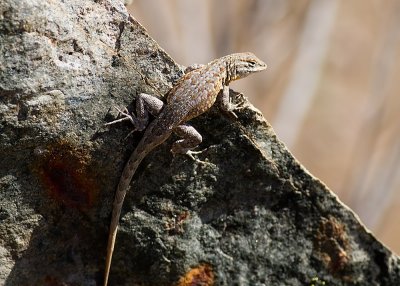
(103, 52), (267, 286)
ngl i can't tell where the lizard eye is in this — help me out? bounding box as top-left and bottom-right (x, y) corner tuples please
(248, 61), (257, 67)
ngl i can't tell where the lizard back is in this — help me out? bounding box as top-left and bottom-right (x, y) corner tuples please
(167, 60), (227, 122)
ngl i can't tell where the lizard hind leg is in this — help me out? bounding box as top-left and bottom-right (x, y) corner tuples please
(171, 125), (215, 166)
(105, 93), (165, 132)
(171, 124), (202, 155)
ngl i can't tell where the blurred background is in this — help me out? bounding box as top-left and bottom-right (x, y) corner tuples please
(128, 0), (400, 255)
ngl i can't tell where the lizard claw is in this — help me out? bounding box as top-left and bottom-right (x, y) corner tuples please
(183, 150), (215, 166)
(185, 150), (201, 160)
(224, 109), (238, 120)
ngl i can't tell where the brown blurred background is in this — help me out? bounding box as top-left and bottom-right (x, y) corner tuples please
(128, 0), (400, 255)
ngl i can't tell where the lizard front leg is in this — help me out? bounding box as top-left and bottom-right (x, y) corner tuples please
(106, 93), (164, 132)
(216, 85), (238, 119)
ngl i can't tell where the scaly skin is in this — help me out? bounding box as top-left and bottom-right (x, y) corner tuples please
(103, 52), (267, 286)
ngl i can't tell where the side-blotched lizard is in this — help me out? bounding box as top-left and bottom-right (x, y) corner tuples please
(103, 52), (267, 285)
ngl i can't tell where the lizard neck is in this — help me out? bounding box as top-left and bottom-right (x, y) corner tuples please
(224, 58), (236, 84)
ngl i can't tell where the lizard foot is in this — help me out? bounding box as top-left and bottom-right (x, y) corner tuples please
(184, 150), (215, 166)
(104, 106), (134, 125)
(105, 106), (146, 132)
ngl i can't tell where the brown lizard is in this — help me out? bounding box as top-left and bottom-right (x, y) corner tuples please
(103, 52), (267, 286)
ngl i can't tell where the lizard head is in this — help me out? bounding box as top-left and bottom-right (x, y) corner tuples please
(227, 52), (267, 81)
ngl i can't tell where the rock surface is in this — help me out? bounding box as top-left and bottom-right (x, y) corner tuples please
(1, 1), (399, 285)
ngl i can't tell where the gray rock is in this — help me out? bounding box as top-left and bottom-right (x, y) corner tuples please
(1, 0), (399, 285)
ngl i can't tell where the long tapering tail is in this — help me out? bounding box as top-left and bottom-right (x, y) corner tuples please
(103, 149), (147, 286)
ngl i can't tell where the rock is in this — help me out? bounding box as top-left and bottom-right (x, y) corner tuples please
(1, 0), (399, 285)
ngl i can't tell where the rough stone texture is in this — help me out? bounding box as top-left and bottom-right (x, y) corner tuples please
(0, 1), (399, 286)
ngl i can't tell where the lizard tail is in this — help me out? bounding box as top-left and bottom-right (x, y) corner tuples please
(103, 149), (147, 286)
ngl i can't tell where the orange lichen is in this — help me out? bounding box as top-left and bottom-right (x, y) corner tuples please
(314, 216), (350, 275)
(33, 140), (98, 211)
(175, 264), (214, 286)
